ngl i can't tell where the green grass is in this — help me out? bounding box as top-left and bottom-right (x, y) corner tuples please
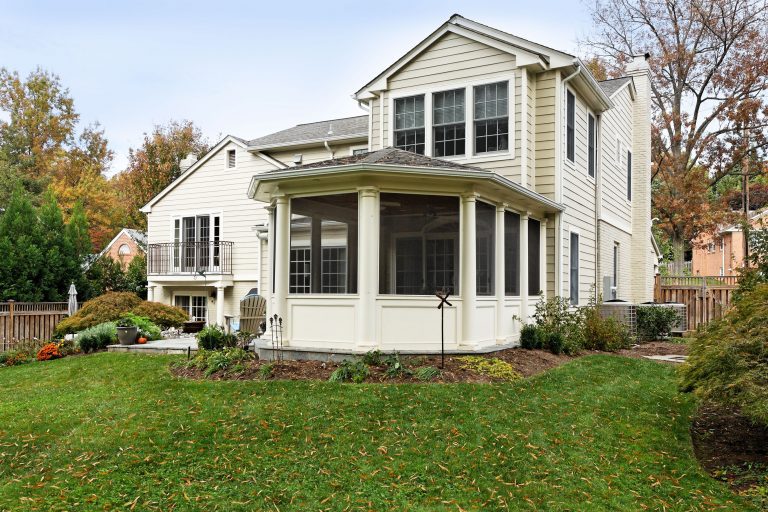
(0, 353), (752, 511)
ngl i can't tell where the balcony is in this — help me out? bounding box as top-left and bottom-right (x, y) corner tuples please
(147, 241), (233, 276)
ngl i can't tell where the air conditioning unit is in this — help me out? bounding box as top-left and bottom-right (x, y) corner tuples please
(603, 276), (617, 300)
(599, 300), (637, 336)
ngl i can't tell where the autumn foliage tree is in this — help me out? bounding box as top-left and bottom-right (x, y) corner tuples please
(113, 121), (209, 228)
(583, 0), (768, 263)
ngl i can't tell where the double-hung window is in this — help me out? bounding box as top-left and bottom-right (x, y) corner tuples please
(433, 89), (465, 157)
(394, 95), (425, 154)
(566, 90), (575, 162)
(474, 82), (509, 153)
(588, 114), (596, 177)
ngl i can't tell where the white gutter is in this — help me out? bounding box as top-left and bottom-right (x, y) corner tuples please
(562, 59), (581, 85)
(323, 140), (335, 159)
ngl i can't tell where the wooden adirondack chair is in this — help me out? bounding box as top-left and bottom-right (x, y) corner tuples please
(240, 291), (267, 337)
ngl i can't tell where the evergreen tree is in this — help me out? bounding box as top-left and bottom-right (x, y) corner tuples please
(0, 189), (45, 301)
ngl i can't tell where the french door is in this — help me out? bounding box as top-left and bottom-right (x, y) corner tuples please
(173, 215), (221, 273)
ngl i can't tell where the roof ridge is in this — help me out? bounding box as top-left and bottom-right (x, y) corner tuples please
(295, 115), (368, 127)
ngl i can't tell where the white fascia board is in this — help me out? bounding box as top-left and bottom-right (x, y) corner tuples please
(140, 135), (249, 213)
(247, 133), (368, 152)
(247, 164), (564, 212)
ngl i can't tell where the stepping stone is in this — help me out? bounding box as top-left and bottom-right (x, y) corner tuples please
(643, 354), (687, 363)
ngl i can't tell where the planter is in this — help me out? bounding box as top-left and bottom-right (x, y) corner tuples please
(116, 326), (138, 345)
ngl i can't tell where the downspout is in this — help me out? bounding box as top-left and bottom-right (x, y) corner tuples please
(324, 123), (335, 159)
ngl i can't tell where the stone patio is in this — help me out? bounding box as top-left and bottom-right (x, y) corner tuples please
(107, 337), (198, 355)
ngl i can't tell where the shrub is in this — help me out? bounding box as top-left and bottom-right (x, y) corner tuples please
(636, 305), (679, 341)
(76, 322), (117, 353)
(457, 356), (522, 382)
(415, 366), (440, 381)
(37, 342), (63, 361)
(520, 324), (543, 350)
(131, 301), (188, 329)
(329, 360), (369, 383)
(544, 330), (566, 355)
(0, 350), (31, 367)
(530, 296), (586, 355)
(362, 349), (383, 366)
(202, 347), (252, 377)
(383, 352), (411, 379)
(54, 292), (188, 335)
(583, 307), (632, 351)
(197, 325), (226, 350)
(679, 283), (768, 426)
(259, 362), (274, 380)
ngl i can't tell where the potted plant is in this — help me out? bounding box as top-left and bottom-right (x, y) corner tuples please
(116, 316), (138, 345)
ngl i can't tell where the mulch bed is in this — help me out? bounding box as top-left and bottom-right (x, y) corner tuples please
(170, 347), (577, 384)
(691, 402), (768, 494)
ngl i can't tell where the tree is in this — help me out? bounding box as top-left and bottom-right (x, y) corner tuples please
(0, 68), (78, 182)
(113, 121), (209, 228)
(583, 0), (768, 263)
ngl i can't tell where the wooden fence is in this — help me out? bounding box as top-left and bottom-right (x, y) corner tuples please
(0, 301), (72, 351)
(654, 275), (739, 331)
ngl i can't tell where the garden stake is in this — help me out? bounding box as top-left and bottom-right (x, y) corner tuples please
(435, 289), (452, 369)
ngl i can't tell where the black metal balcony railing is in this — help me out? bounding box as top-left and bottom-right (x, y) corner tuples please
(147, 241), (233, 275)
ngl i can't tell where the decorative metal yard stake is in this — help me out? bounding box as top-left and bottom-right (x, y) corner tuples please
(269, 314), (283, 362)
(435, 289), (452, 369)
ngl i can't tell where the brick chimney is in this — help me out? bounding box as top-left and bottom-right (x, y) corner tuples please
(625, 54), (654, 302)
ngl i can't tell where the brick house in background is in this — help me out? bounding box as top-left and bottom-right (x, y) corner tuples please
(692, 210), (767, 276)
(99, 228), (147, 268)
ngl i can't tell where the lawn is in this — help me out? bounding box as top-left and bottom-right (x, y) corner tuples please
(0, 353), (752, 511)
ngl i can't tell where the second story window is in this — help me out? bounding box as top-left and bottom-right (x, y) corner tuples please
(588, 114), (596, 177)
(433, 89), (465, 157)
(566, 90), (575, 162)
(474, 82), (509, 153)
(394, 95), (425, 154)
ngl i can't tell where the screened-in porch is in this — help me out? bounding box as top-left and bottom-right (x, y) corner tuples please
(248, 148), (561, 352)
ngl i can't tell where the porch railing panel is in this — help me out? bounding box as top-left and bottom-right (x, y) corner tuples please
(147, 241), (233, 275)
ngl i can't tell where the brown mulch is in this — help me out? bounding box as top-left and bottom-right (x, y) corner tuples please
(616, 340), (689, 359)
(691, 402), (768, 492)
(170, 347), (577, 383)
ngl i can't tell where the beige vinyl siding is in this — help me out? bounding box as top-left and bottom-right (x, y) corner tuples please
(534, 71), (557, 199)
(599, 87), (633, 228)
(598, 223), (632, 300)
(383, 33), (522, 182)
(561, 86), (597, 303)
(370, 96), (381, 150)
(526, 70), (536, 189)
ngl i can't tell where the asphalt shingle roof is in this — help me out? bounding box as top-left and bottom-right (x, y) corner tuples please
(270, 147), (487, 173)
(598, 77), (633, 97)
(248, 116), (368, 148)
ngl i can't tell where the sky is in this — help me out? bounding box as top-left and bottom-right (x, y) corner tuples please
(0, 0), (593, 175)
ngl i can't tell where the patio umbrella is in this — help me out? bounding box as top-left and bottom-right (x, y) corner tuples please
(68, 283), (78, 316)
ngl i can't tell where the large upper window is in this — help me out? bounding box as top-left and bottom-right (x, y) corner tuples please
(380, 193), (459, 295)
(394, 95), (425, 154)
(588, 114), (596, 177)
(476, 201), (495, 295)
(433, 89), (465, 157)
(504, 211), (520, 296)
(570, 232), (580, 305)
(474, 82), (509, 153)
(173, 214), (221, 272)
(289, 194), (358, 294)
(566, 90), (575, 162)
(528, 218), (541, 295)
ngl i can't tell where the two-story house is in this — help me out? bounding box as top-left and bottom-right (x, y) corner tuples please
(142, 15), (658, 353)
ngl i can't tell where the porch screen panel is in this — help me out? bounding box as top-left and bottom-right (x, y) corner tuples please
(379, 193), (460, 295)
(528, 218), (541, 295)
(289, 193), (358, 294)
(504, 211), (520, 295)
(476, 201), (495, 295)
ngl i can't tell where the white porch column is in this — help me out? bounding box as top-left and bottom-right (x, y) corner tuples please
(520, 213), (530, 323)
(147, 284), (155, 302)
(215, 285), (225, 326)
(495, 204), (506, 343)
(273, 195), (290, 330)
(460, 194), (477, 345)
(357, 187), (379, 348)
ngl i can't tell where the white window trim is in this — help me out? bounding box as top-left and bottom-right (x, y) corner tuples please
(226, 148), (237, 169)
(172, 292), (210, 324)
(567, 227), (581, 306)
(387, 72), (516, 161)
(586, 111), (597, 182)
(564, 87), (576, 165)
(168, 210), (225, 273)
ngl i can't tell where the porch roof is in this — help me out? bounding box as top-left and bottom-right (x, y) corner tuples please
(248, 148), (564, 213)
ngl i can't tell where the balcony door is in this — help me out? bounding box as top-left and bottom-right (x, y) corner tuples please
(174, 214), (221, 273)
